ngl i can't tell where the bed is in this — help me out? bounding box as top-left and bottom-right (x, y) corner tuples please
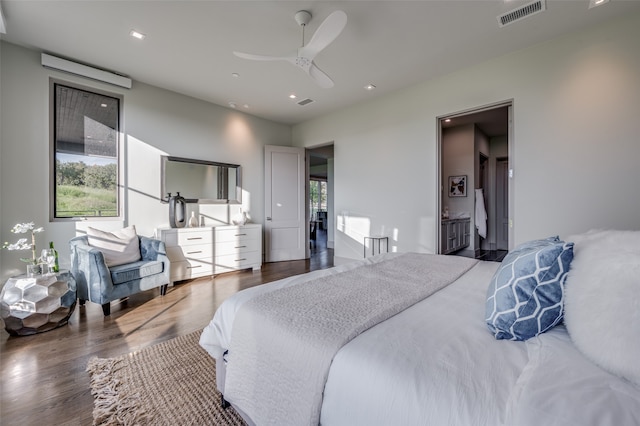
(200, 230), (640, 426)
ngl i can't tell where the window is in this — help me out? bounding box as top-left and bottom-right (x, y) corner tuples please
(309, 179), (327, 220)
(50, 81), (121, 219)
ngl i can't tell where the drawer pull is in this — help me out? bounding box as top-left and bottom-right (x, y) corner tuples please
(187, 250), (203, 254)
(234, 233), (247, 236)
(235, 245), (247, 249)
(235, 258), (247, 262)
(187, 237), (203, 240)
(187, 265), (202, 269)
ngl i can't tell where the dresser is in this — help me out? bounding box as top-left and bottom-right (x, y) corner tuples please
(441, 218), (471, 254)
(156, 224), (262, 284)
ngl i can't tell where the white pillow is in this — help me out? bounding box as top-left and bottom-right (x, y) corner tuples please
(564, 229), (640, 386)
(87, 225), (141, 267)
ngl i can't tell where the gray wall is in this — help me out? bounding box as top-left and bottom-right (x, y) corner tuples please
(293, 12), (640, 263)
(3, 11), (640, 274)
(0, 42), (291, 280)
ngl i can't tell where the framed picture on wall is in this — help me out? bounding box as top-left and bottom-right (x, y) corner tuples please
(448, 175), (467, 197)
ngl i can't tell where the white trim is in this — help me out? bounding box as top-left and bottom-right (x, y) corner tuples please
(41, 53), (132, 89)
(0, 3), (6, 34)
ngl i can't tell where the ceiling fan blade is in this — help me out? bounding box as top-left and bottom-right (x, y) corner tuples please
(308, 62), (334, 88)
(299, 10), (347, 60)
(233, 51), (294, 62)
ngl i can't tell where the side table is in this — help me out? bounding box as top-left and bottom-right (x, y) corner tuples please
(0, 270), (77, 336)
(364, 236), (389, 258)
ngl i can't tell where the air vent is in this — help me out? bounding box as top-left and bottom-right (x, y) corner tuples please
(297, 98), (315, 106)
(497, 0), (546, 28)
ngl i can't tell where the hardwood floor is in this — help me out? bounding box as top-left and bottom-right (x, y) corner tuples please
(0, 239), (333, 426)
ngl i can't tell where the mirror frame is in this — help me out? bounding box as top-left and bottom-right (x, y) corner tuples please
(161, 155), (242, 204)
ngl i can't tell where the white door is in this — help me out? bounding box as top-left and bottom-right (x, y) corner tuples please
(264, 145), (306, 262)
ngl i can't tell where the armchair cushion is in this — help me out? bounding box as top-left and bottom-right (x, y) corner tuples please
(87, 225), (141, 267)
(110, 260), (165, 285)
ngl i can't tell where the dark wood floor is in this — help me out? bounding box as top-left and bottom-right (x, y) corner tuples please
(0, 233), (332, 426)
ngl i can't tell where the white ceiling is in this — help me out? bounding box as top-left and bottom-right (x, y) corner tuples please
(2, 0), (639, 125)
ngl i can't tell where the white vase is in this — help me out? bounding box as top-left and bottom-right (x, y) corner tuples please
(188, 211), (199, 227)
(232, 211), (248, 225)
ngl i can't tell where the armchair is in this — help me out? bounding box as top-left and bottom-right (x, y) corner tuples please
(69, 235), (170, 316)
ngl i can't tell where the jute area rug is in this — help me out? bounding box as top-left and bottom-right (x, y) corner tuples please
(86, 330), (246, 426)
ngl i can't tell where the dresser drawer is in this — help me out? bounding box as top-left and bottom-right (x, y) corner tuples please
(166, 244), (213, 261)
(215, 239), (260, 255)
(163, 229), (213, 247)
(214, 251), (261, 274)
(170, 259), (213, 281)
(215, 226), (261, 243)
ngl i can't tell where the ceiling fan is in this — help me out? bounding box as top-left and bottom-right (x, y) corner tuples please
(233, 10), (347, 88)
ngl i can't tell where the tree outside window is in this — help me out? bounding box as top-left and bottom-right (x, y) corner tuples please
(51, 82), (121, 219)
(309, 179), (327, 221)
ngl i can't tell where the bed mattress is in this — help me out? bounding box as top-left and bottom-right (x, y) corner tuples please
(200, 254), (640, 426)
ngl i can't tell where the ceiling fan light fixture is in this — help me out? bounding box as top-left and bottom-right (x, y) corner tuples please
(295, 10), (312, 27)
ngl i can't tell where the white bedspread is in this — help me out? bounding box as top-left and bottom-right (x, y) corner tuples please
(200, 255), (640, 426)
(320, 260), (640, 425)
(223, 253), (477, 426)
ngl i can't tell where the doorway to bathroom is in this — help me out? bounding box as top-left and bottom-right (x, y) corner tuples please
(438, 101), (513, 261)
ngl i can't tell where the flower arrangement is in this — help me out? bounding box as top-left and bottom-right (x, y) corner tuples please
(2, 222), (45, 265)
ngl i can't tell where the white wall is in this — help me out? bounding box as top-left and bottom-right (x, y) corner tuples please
(292, 12), (640, 263)
(442, 124), (475, 220)
(442, 123), (479, 255)
(0, 42), (291, 281)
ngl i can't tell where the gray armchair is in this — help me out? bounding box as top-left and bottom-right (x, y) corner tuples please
(69, 235), (170, 316)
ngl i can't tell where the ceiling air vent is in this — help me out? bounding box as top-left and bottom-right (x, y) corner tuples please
(497, 0), (546, 28)
(297, 98), (315, 106)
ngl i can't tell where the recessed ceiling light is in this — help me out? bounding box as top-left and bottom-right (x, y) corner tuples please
(243, 104), (249, 109)
(589, 0), (609, 8)
(130, 30), (146, 40)
(364, 84), (376, 91)
(228, 102), (237, 108)
(100, 103), (108, 108)
(445, 119), (451, 123)
(232, 72), (240, 78)
(289, 93), (298, 99)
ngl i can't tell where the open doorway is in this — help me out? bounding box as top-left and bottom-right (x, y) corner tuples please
(306, 145), (334, 263)
(438, 102), (512, 261)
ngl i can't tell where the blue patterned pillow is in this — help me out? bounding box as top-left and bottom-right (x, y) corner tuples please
(485, 238), (574, 341)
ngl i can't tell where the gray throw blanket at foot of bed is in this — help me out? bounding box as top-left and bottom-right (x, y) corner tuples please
(224, 253), (478, 426)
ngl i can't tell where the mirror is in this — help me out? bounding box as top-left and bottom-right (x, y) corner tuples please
(161, 156), (241, 204)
